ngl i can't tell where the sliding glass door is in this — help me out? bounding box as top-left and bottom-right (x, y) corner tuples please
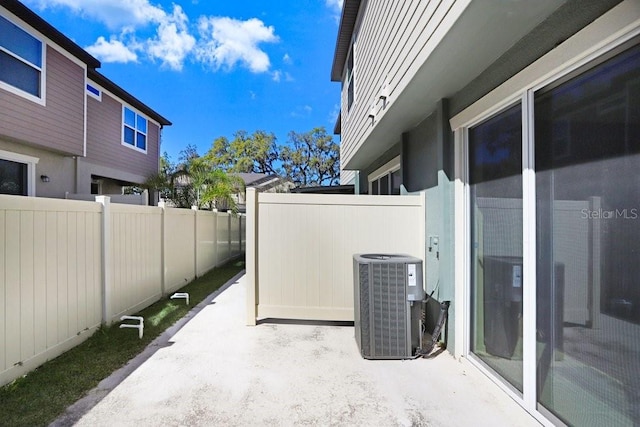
(469, 104), (523, 392)
(466, 39), (640, 426)
(534, 41), (640, 426)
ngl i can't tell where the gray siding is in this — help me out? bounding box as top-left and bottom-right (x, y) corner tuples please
(86, 92), (159, 183)
(340, 0), (458, 167)
(0, 46), (84, 156)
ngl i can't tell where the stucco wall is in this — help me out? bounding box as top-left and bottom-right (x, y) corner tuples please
(0, 138), (76, 198)
(449, 0), (624, 116)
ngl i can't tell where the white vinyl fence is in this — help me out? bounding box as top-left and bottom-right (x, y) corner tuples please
(246, 188), (426, 325)
(65, 191), (149, 205)
(0, 194), (245, 387)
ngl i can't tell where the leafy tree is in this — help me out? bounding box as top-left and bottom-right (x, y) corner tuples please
(280, 127), (340, 187)
(144, 149), (244, 211)
(204, 130), (279, 175)
(204, 126), (340, 188)
(142, 151), (177, 200)
(178, 144), (199, 164)
(200, 169), (246, 213)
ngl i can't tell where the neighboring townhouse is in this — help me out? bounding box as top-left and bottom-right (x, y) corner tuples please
(0, 0), (170, 202)
(332, 0), (638, 425)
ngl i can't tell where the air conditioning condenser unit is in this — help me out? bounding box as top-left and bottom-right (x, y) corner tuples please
(353, 254), (424, 359)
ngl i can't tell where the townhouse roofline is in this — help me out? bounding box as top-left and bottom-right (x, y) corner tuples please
(88, 69), (172, 126)
(4, 1), (171, 127)
(330, 0), (361, 82)
(3, 0), (101, 69)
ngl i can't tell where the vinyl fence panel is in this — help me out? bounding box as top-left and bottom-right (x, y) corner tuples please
(216, 213), (230, 265)
(0, 196), (102, 386)
(196, 210), (218, 276)
(164, 208), (196, 293)
(108, 204), (163, 322)
(0, 194), (244, 387)
(230, 214), (241, 258)
(247, 191), (426, 323)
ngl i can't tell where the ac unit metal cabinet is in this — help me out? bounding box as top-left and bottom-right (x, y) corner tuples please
(353, 254), (424, 359)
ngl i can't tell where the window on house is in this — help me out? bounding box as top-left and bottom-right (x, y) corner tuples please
(368, 157), (401, 195)
(0, 150), (38, 196)
(346, 47), (355, 111)
(0, 14), (43, 100)
(86, 83), (101, 101)
(123, 106), (147, 152)
(0, 158), (27, 195)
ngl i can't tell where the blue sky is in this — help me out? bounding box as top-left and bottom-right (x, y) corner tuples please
(22, 0), (343, 162)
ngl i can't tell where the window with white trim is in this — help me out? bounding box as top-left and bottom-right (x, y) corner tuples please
(0, 14), (44, 101)
(368, 156), (401, 195)
(122, 106), (147, 152)
(345, 46), (355, 112)
(0, 149), (39, 196)
(86, 83), (101, 101)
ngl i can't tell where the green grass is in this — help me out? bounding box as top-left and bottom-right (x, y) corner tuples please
(0, 261), (245, 427)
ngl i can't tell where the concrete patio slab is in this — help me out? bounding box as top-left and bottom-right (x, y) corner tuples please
(72, 274), (539, 426)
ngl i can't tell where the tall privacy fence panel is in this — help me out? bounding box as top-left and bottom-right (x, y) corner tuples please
(164, 207), (197, 295)
(245, 188), (426, 325)
(0, 194), (245, 386)
(107, 203), (163, 323)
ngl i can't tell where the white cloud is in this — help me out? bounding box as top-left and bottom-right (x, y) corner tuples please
(271, 70), (294, 83)
(195, 17), (278, 73)
(283, 53), (292, 64)
(325, 0), (343, 22)
(146, 5), (196, 70)
(325, 0), (344, 12)
(32, 0), (193, 68)
(85, 36), (137, 63)
(30, 0), (165, 29)
(28, 0), (280, 75)
(291, 105), (313, 118)
(328, 103), (340, 124)
(271, 70), (293, 83)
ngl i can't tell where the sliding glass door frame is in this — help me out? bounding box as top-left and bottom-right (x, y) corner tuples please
(461, 92), (536, 411)
(455, 12), (640, 423)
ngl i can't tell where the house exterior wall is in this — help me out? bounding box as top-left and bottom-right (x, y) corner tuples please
(1, 3), (166, 202)
(338, 0), (624, 358)
(341, 0), (640, 425)
(339, 0), (462, 169)
(448, 2), (640, 423)
(449, 0), (625, 117)
(85, 92), (160, 184)
(0, 138), (76, 198)
(0, 45), (85, 156)
(359, 143), (400, 194)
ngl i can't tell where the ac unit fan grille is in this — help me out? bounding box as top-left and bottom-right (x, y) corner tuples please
(354, 254), (422, 359)
(371, 263), (407, 358)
